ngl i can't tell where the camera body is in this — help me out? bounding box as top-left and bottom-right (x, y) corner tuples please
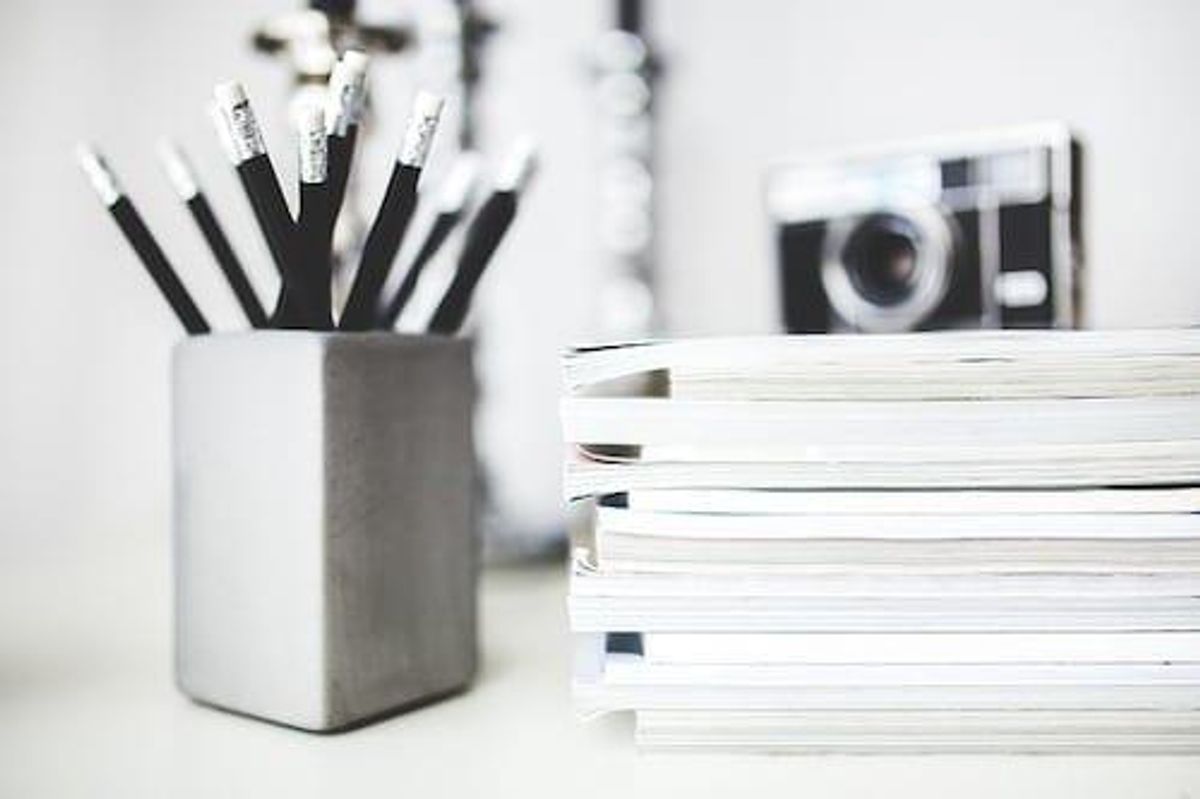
(768, 125), (1082, 333)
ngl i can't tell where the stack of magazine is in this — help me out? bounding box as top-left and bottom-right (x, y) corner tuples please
(562, 329), (1200, 752)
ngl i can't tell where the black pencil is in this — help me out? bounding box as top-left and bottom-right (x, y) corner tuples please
(378, 152), (480, 329)
(339, 90), (445, 330)
(212, 82), (313, 329)
(427, 139), (537, 335)
(324, 50), (368, 254)
(76, 144), (210, 335)
(296, 103), (334, 330)
(157, 140), (269, 328)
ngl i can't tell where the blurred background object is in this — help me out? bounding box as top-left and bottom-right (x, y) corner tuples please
(3, 0), (1200, 566)
(771, 125), (1082, 333)
(591, 0), (660, 340)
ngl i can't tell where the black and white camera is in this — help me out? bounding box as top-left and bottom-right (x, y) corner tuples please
(768, 125), (1082, 333)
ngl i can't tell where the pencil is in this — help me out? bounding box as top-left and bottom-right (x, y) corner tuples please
(212, 82), (312, 329)
(339, 90), (445, 330)
(378, 151), (480, 329)
(427, 138), (537, 335)
(157, 140), (269, 328)
(296, 103), (334, 330)
(76, 144), (210, 335)
(324, 50), (368, 252)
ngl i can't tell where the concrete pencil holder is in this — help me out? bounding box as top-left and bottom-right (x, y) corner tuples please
(171, 332), (477, 732)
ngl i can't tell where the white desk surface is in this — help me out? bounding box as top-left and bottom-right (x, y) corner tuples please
(2, 540), (1198, 798)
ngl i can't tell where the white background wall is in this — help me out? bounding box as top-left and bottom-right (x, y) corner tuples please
(2, 0), (1200, 562)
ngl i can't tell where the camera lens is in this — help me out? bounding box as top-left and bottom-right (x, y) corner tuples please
(820, 205), (954, 332)
(841, 214), (922, 307)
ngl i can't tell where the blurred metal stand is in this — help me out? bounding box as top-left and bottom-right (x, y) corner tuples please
(564, 0), (664, 563)
(592, 0), (661, 338)
(421, 0), (496, 150)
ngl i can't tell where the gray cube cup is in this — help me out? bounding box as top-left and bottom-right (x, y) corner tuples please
(171, 332), (478, 732)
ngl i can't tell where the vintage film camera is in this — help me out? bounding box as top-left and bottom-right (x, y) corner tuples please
(768, 125), (1082, 333)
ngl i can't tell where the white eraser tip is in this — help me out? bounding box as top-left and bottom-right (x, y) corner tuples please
(412, 90), (446, 119)
(341, 49), (369, 76)
(75, 142), (122, 205)
(398, 91), (446, 167)
(436, 151), (482, 212)
(296, 102), (325, 134)
(155, 139), (200, 200)
(297, 101), (328, 183)
(326, 53), (370, 135)
(74, 141), (100, 171)
(213, 83), (265, 162)
(213, 81), (248, 111)
(496, 136), (539, 193)
(207, 102), (238, 162)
